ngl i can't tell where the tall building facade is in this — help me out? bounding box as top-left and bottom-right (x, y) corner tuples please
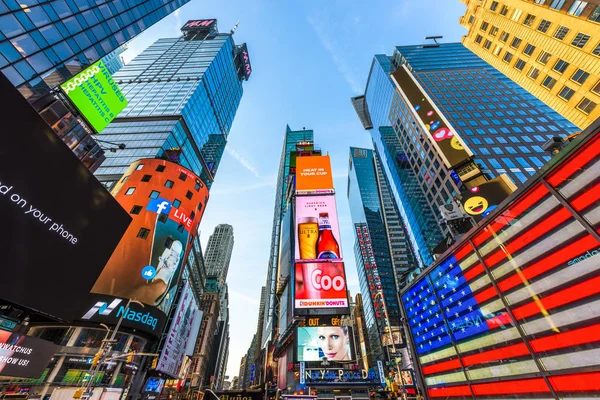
(260, 126), (314, 351)
(354, 43), (578, 264)
(460, 0), (600, 129)
(348, 147), (418, 362)
(204, 224), (235, 283)
(94, 19), (252, 189)
(0, 0), (190, 169)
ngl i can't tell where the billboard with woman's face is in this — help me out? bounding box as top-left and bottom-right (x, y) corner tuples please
(297, 326), (354, 362)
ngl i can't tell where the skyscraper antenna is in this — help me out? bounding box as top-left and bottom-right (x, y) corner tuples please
(230, 20), (240, 35)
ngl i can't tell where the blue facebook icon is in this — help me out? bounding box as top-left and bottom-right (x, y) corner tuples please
(147, 198), (172, 215)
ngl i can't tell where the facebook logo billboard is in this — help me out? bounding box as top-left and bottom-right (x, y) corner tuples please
(147, 198), (172, 215)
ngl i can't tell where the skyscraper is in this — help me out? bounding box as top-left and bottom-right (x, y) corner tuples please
(204, 224), (235, 284)
(353, 43), (578, 263)
(0, 0), (190, 168)
(460, 0), (600, 129)
(94, 19), (252, 189)
(348, 147), (418, 362)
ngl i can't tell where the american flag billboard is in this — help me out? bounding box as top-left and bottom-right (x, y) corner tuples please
(402, 126), (600, 399)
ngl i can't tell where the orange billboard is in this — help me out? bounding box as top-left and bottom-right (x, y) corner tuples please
(296, 155), (334, 194)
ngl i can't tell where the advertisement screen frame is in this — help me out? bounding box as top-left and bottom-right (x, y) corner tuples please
(296, 325), (356, 363)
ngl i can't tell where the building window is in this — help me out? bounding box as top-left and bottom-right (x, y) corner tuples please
(130, 205), (142, 215)
(568, 1), (588, 16)
(149, 190), (160, 199)
(558, 86), (575, 101)
(542, 75), (557, 89)
(136, 228), (150, 239)
(490, 1), (499, 11)
(577, 98), (597, 114)
(468, 15), (475, 24)
(500, 5), (509, 15)
(136, 164), (144, 171)
(592, 80), (600, 95)
(178, 172), (187, 181)
(534, 0), (546, 4)
(156, 165), (166, 172)
(490, 26), (499, 36)
(590, 6), (600, 22)
(493, 45), (503, 56)
(553, 59), (569, 73)
(527, 66), (540, 79)
(571, 32), (590, 48)
(553, 26), (570, 40)
(511, 9), (523, 21)
(537, 50), (552, 64)
(481, 21), (489, 31)
(503, 52), (514, 63)
(194, 181), (203, 191)
(594, 42), (600, 56)
(511, 37), (522, 48)
(523, 43), (536, 55)
(523, 14), (536, 26)
(475, 34), (483, 44)
(165, 179), (174, 188)
(484, 39), (492, 49)
(537, 19), (551, 33)
(141, 174), (152, 182)
(550, 0), (566, 9)
(571, 68), (590, 84)
(173, 199), (181, 208)
(185, 190), (193, 200)
(125, 187), (135, 195)
(121, 175), (129, 183)
(500, 31), (510, 42)
(189, 211), (196, 221)
(514, 59), (526, 71)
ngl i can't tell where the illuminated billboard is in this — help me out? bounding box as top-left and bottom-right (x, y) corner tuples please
(0, 332), (57, 378)
(296, 155), (334, 194)
(401, 126), (600, 398)
(297, 326), (354, 362)
(295, 195), (342, 261)
(461, 174), (516, 221)
(157, 281), (199, 378)
(391, 65), (472, 169)
(60, 60), (127, 133)
(91, 159), (208, 316)
(294, 262), (348, 310)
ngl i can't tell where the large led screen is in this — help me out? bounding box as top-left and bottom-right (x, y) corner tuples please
(391, 65), (472, 169)
(296, 155), (334, 194)
(294, 262), (348, 309)
(297, 326), (354, 362)
(0, 72), (130, 322)
(60, 60), (128, 133)
(295, 195), (342, 261)
(0, 332), (57, 378)
(401, 125), (600, 399)
(461, 174), (516, 221)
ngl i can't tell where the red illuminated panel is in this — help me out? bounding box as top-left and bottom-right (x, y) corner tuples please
(530, 324), (600, 353)
(428, 385), (471, 398)
(549, 371), (600, 392)
(570, 180), (600, 212)
(471, 378), (550, 395)
(422, 359), (461, 375)
(463, 263), (484, 281)
(513, 275), (600, 320)
(546, 133), (600, 187)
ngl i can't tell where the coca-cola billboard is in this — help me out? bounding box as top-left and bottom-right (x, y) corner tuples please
(295, 195), (343, 261)
(294, 262), (349, 311)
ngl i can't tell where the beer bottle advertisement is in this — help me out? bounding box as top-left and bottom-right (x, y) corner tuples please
(295, 195), (342, 261)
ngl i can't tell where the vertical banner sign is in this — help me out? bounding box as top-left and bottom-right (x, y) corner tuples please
(299, 362), (306, 387)
(295, 195), (343, 261)
(377, 360), (386, 388)
(295, 156), (334, 194)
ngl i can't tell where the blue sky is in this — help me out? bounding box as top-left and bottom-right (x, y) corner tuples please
(123, 0), (467, 379)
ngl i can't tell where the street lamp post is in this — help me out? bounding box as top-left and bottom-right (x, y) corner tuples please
(82, 299), (145, 398)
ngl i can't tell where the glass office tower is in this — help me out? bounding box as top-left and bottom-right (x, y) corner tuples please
(353, 43), (579, 266)
(0, 0), (190, 170)
(94, 19), (252, 189)
(348, 146), (418, 362)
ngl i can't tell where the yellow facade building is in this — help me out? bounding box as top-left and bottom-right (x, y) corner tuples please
(460, 0), (600, 129)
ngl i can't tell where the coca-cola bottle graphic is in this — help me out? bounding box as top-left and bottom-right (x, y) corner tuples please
(317, 212), (340, 259)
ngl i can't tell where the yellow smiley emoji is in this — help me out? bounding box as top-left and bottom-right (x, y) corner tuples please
(451, 137), (464, 150)
(464, 196), (489, 215)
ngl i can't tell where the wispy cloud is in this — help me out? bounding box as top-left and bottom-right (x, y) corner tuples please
(229, 289), (260, 305)
(173, 9), (182, 36)
(306, 15), (363, 95)
(225, 146), (261, 177)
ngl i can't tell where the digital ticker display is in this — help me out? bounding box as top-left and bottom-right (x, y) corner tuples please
(401, 128), (600, 398)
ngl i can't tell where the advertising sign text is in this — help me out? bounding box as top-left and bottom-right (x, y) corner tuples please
(295, 195), (342, 261)
(0, 332), (57, 378)
(294, 262), (348, 310)
(60, 60), (128, 133)
(295, 156), (334, 194)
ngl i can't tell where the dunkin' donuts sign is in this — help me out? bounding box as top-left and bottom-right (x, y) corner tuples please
(294, 262), (348, 309)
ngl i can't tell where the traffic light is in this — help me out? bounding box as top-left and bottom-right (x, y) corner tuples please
(151, 357), (158, 369)
(73, 388), (84, 399)
(126, 352), (134, 363)
(91, 351), (102, 367)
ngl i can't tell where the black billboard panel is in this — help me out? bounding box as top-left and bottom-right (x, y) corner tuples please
(0, 72), (131, 321)
(0, 332), (57, 379)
